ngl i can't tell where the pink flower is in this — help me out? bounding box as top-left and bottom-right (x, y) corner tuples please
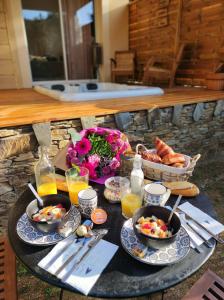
(88, 154), (100, 168)
(75, 138), (92, 156)
(95, 127), (107, 135)
(109, 157), (120, 170)
(71, 157), (81, 166)
(110, 140), (123, 152)
(67, 146), (77, 159)
(102, 166), (111, 175)
(117, 141), (129, 155)
(106, 132), (120, 144)
(82, 161), (97, 179)
(80, 129), (88, 138)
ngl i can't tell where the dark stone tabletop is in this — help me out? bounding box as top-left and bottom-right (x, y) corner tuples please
(8, 184), (216, 298)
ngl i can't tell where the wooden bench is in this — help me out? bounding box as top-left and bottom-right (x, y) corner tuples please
(182, 269), (224, 300)
(0, 236), (17, 300)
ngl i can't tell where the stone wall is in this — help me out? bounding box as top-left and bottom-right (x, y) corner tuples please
(0, 100), (223, 233)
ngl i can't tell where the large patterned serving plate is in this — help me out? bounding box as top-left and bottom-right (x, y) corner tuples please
(121, 218), (190, 266)
(16, 205), (81, 246)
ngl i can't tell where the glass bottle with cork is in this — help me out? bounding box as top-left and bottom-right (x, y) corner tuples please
(34, 146), (57, 196)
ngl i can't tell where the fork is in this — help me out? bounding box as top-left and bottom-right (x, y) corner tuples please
(179, 212), (213, 248)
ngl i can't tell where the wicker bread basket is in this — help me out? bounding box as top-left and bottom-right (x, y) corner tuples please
(136, 144), (201, 182)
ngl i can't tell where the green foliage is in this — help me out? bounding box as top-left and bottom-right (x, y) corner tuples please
(44, 287), (53, 298)
(88, 133), (114, 159)
(17, 261), (29, 276)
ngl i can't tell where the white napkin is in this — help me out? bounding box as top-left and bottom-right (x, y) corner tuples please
(178, 202), (224, 247)
(64, 240), (118, 295)
(179, 214), (206, 247)
(38, 237), (118, 295)
(38, 234), (76, 270)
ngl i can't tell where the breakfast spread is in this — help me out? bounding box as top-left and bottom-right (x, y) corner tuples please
(32, 204), (66, 222)
(135, 215), (172, 238)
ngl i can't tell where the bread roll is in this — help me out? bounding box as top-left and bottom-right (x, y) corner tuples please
(163, 181), (199, 197)
(171, 186), (199, 197)
(155, 137), (174, 158)
(163, 181), (194, 190)
(162, 153), (185, 165)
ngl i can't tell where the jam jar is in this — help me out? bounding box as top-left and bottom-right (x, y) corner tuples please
(104, 176), (130, 203)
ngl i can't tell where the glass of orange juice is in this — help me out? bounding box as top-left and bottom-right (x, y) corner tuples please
(121, 191), (142, 219)
(65, 167), (89, 205)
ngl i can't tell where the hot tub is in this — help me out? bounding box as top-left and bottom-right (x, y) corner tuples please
(34, 82), (164, 102)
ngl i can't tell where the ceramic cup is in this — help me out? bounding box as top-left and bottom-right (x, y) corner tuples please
(144, 183), (170, 206)
(78, 188), (98, 218)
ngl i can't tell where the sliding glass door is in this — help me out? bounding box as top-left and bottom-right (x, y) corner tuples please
(21, 0), (96, 82)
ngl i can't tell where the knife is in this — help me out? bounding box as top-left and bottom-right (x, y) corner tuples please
(185, 220), (214, 248)
(56, 229), (108, 279)
(178, 212), (203, 253)
(179, 209), (224, 244)
(40, 234), (77, 270)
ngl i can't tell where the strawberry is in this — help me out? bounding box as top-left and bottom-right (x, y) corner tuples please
(161, 225), (167, 231)
(141, 223), (151, 230)
(56, 204), (63, 208)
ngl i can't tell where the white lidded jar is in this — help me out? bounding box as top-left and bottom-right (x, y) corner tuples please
(130, 154), (144, 195)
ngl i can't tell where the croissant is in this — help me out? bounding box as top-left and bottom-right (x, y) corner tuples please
(155, 137), (174, 158)
(162, 153), (185, 165)
(141, 151), (162, 163)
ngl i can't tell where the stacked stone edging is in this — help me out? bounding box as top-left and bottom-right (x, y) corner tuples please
(0, 101), (223, 233)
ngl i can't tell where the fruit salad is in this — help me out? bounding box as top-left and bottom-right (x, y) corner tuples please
(32, 204), (66, 222)
(135, 215), (172, 238)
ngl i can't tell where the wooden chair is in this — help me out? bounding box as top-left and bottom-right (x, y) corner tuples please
(142, 43), (186, 88)
(0, 236), (17, 300)
(111, 50), (135, 83)
(182, 269), (224, 300)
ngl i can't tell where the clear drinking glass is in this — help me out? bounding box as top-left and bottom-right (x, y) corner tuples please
(65, 167), (89, 205)
(121, 190), (142, 219)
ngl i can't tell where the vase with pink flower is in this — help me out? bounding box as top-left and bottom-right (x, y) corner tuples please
(66, 127), (131, 181)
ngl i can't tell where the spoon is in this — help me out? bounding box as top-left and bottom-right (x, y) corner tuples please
(28, 183), (44, 208)
(167, 195), (182, 225)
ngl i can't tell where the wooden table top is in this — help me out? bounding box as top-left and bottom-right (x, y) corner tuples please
(0, 87), (224, 128)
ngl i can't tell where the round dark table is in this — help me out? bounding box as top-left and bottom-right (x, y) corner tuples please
(8, 184), (216, 298)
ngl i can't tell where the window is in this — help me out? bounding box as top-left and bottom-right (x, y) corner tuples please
(22, 1), (65, 81)
(22, 0), (96, 82)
